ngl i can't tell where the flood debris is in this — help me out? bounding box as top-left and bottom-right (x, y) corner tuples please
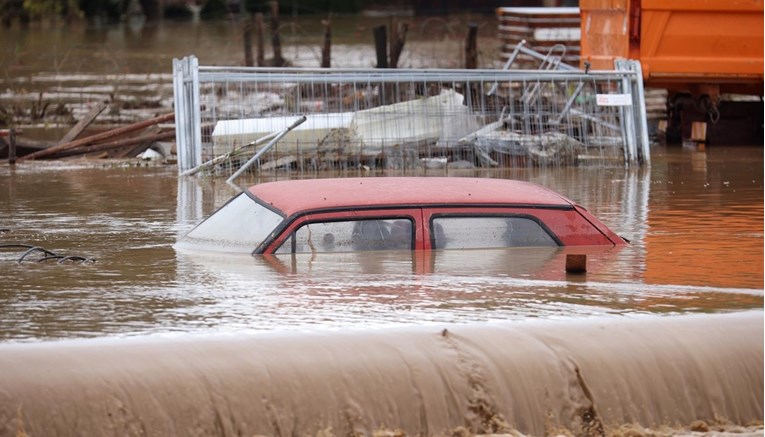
(3, 108), (176, 162)
(200, 84), (612, 176)
(0, 243), (95, 264)
(203, 89), (483, 175)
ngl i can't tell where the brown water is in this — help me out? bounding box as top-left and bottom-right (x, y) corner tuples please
(0, 145), (762, 341)
(1, 19), (763, 436)
(0, 143), (762, 437)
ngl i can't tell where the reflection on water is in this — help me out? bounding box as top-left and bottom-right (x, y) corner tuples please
(0, 145), (762, 341)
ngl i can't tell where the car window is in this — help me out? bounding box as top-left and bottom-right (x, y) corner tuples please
(431, 216), (557, 249)
(176, 192), (284, 253)
(277, 218), (413, 254)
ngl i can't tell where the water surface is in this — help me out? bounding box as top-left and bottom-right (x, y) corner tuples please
(1, 145), (761, 341)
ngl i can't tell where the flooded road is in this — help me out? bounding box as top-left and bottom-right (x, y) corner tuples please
(1, 145), (762, 437)
(1, 16), (763, 437)
(0, 145), (761, 341)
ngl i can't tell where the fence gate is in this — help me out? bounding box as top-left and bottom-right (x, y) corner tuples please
(172, 55), (649, 176)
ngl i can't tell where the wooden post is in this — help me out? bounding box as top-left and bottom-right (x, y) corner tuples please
(465, 23), (478, 69)
(269, 1), (285, 67)
(373, 25), (388, 68)
(321, 18), (331, 68)
(8, 129), (16, 165)
(389, 22), (408, 68)
(255, 13), (265, 67)
(691, 121), (707, 143)
(243, 17), (254, 67)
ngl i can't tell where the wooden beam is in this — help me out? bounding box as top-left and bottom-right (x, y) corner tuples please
(20, 112), (175, 161)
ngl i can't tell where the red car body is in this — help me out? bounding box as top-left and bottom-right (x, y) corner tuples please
(176, 177), (626, 255)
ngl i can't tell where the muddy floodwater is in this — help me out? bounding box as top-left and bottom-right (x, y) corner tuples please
(0, 145), (762, 341)
(1, 16), (763, 437)
(0, 144), (763, 437)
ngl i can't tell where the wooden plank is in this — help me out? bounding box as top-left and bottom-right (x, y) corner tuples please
(50, 130), (175, 159)
(56, 103), (107, 145)
(20, 112), (175, 161)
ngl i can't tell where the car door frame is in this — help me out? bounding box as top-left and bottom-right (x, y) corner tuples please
(258, 207), (425, 254)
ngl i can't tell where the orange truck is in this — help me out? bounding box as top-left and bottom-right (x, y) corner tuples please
(579, 0), (763, 144)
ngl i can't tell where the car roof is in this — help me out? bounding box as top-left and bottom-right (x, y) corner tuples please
(247, 177), (574, 216)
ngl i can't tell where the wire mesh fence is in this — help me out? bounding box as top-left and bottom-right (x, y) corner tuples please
(173, 55), (649, 177)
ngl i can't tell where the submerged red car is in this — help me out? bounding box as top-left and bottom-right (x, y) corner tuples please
(174, 177), (626, 255)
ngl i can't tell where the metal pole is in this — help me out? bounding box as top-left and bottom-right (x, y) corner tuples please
(181, 130), (280, 177)
(226, 115), (307, 184)
(488, 40), (526, 96)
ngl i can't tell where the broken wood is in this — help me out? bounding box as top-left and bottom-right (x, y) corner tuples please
(49, 130), (175, 159)
(20, 112), (175, 161)
(57, 102), (108, 145)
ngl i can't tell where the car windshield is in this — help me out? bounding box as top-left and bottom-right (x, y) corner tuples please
(174, 193), (284, 253)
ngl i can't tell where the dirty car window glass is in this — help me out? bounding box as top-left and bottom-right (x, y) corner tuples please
(179, 193), (283, 252)
(432, 216), (557, 249)
(282, 218), (413, 253)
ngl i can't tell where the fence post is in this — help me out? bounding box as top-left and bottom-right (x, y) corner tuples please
(270, 1), (285, 66)
(628, 60), (651, 165)
(373, 25), (388, 68)
(190, 56), (202, 171)
(8, 129), (16, 165)
(172, 58), (187, 173)
(255, 13), (265, 66)
(244, 17), (254, 67)
(321, 18), (331, 68)
(465, 23), (478, 69)
(173, 56), (202, 174)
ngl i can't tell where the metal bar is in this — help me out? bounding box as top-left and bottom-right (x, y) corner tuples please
(487, 40), (527, 95)
(190, 56), (202, 171)
(226, 115), (307, 184)
(629, 60), (651, 165)
(552, 82), (585, 125)
(173, 58), (187, 173)
(181, 130), (280, 177)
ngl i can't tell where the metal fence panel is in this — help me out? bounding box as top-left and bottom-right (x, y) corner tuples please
(172, 56), (649, 175)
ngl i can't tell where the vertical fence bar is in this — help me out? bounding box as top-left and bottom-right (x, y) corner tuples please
(629, 60), (651, 165)
(190, 56), (202, 171)
(172, 58), (188, 173)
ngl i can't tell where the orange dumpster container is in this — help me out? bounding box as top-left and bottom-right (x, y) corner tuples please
(580, 0), (764, 96)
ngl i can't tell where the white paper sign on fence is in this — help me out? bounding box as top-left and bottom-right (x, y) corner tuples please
(596, 94), (632, 106)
